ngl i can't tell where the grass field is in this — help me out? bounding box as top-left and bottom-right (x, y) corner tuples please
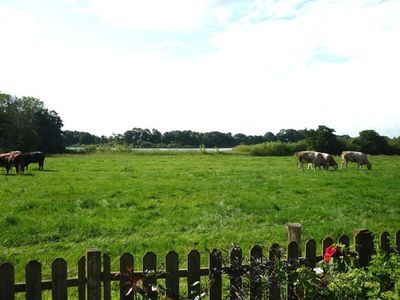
(1, 152), (400, 280)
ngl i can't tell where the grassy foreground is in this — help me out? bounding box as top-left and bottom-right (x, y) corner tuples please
(1, 152), (400, 279)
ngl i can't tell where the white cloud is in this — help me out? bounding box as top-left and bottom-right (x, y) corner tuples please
(75, 0), (210, 32)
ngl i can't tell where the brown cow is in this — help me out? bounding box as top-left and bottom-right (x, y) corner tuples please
(0, 151), (24, 175)
(341, 151), (371, 170)
(295, 150), (328, 171)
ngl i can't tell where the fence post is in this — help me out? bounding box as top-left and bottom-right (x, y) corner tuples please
(268, 243), (281, 300)
(249, 245), (263, 300)
(143, 252), (157, 300)
(209, 249), (222, 300)
(119, 253), (134, 300)
(78, 256), (86, 300)
(354, 229), (374, 267)
(187, 250), (201, 300)
(380, 232), (391, 253)
(26, 260), (42, 300)
(166, 251), (180, 300)
(51, 258), (68, 300)
(87, 249), (102, 300)
(230, 246), (243, 300)
(305, 239), (317, 268)
(286, 223), (301, 256)
(103, 253), (111, 300)
(287, 242), (299, 300)
(0, 263), (15, 300)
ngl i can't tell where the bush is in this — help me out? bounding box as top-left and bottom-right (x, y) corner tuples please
(233, 141), (308, 156)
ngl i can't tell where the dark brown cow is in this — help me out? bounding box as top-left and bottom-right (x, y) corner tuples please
(24, 151), (45, 170)
(0, 151), (24, 175)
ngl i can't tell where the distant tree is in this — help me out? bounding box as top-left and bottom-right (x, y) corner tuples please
(0, 92), (64, 152)
(233, 133), (248, 145)
(34, 109), (64, 153)
(305, 125), (343, 154)
(354, 130), (390, 154)
(123, 128), (152, 146)
(202, 131), (236, 148)
(263, 132), (277, 142)
(276, 129), (305, 143)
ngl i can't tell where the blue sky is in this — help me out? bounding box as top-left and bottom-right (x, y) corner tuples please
(1, 0), (400, 137)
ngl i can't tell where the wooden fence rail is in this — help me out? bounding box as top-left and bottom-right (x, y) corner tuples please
(1, 229), (399, 300)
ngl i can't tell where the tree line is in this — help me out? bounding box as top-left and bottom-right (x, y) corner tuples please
(64, 126), (400, 155)
(2, 91), (400, 154)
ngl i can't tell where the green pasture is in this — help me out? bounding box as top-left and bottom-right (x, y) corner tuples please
(1, 152), (400, 280)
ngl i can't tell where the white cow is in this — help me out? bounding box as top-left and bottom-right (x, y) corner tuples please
(341, 151), (372, 170)
(295, 151), (327, 171)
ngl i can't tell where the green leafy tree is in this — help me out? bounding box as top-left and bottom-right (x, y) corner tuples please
(354, 130), (390, 154)
(306, 125), (343, 154)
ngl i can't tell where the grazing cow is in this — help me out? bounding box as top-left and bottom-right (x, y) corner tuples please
(341, 151), (371, 170)
(0, 151), (24, 175)
(321, 153), (338, 170)
(23, 151), (45, 170)
(295, 150), (328, 170)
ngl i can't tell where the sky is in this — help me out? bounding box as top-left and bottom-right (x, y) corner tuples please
(1, 0), (400, 138)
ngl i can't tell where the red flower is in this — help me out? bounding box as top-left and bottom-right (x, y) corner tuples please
(323, 245), (339, 262)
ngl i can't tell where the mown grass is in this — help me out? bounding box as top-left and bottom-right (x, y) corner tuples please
(1, 152), (400, 281)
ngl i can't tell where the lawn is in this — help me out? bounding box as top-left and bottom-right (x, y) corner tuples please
(1, 152), (399, 280)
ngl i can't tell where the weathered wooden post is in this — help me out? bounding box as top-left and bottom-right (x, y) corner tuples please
(353, 229), (374, 267)
(209, 249), (222, 300)
(51, 258), (68, 300)
(87, 248), (102, 300)
(286, 223), (302, 256)
(26, 260), (42, 300)
(0, 263), (15, 300)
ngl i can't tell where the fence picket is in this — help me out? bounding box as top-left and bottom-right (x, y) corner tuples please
(119, 253), (134, 300)
(305, 239), (317, 268)
(249, 245), (263, 300)
(166, 251), (179, 300)
(187, 250), (201, 300)
(354, 229), (374, 267)
(103, 254), (111, 300)
(78, 256), (86, 300)
(287, 242), (299, 300)
(380, 232), (391, 252)
(0, 263), (15, 300)
(51, 258), (67, 300)
(26, 260), (42, 300)
(338, 234), (350, 247)
(87, 249), (101, 300)
(268, 243), (281, 300)
(322, 237), (334, 255)
(396, 230), (400, 252)
(230, 246), (243, 300)
(143, 252), (157, 300)
(209, 249), (222, 300)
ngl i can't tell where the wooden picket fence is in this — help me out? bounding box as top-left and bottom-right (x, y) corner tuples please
(1, 228), (399, 300)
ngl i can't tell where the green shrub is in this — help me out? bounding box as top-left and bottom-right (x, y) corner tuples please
(233, 141), (308, 156)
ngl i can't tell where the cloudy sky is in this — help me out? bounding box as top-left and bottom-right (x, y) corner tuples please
(1, 0), (399, 137)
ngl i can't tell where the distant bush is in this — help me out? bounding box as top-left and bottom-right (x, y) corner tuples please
(234, 141), (308, 156)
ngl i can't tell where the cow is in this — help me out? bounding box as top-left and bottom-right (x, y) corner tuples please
(0, 151), (24, 175)
(23, 151), (45, 170)
(341, 151), (371, 170)
(295, 150), (328, 170)
(321, 153), (338, 170)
